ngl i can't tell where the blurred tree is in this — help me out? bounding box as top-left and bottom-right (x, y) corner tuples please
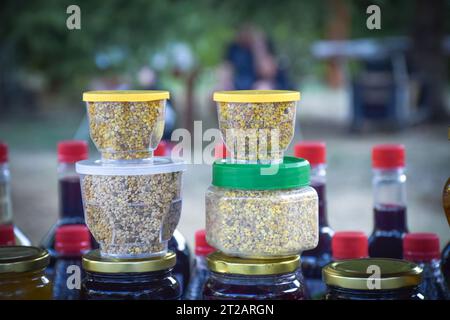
(0, 0), (448, 117)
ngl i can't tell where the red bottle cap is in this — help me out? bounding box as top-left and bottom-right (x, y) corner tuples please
(57, 140), (89, 163)
(55, 225), (92, 255)
(214, 143), (230, 159)
(0, 142), (8, 164)
(195, 229), (215, 256)
(294, 141), (326, 166)
(332, 231), (368, 260)
(372, 144), (405, 169)
(154, 141), (168, 156)
(0, 224), (15, 245)
(403, 233), (440, 262)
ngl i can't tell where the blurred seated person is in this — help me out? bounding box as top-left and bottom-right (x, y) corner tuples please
(221, 25), (292, 90)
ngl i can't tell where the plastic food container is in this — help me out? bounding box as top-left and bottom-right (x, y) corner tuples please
(205, 157), (318, 259)
(76, 157), (186, 258)
(83, 90), (169, 161)
(213, 90), (300, 163)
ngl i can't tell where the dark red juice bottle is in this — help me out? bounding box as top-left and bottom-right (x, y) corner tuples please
(0, 142), (31, 246)
(155, 141), (191, 294)
(40, 140), (95, 275)
(368, 144), (408, 259)
(404, 233), (450, 300)
(53, 224), (92, 300)
(295, 141), (334, 298)
(185, 229), (216, 300)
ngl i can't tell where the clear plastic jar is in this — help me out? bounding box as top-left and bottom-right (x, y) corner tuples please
(76, 157), (186, 258)
(323, 258), (423, 300)
(81, 250), (181, 300)
(206, 157), (318, 259)
(213, 90), (300, 163)
(0, 246), (52, 300)
(83, 90), (169, 161)
(203, 252), (307, 300)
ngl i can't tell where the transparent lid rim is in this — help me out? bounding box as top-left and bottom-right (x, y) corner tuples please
(75, 157), (186, 176)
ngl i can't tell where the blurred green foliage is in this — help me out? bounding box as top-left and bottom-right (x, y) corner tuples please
(0, 0), (448, 93)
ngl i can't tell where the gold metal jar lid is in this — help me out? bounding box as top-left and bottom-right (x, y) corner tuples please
(0, 246), (50, 273)
(82, 250), (176, 273)
(83, 90), (170, 102)
(322, 258), (423, 290)
(207, 252), (300, 276)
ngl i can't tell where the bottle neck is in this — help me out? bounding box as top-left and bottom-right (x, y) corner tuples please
(372, 168), (407, 231)
(373, 168), (406, 206)
(58, 162), (84, 219)
(195, 255), (209, 270)
(310, 164), (328, 226)
(0, 163), (13, 225)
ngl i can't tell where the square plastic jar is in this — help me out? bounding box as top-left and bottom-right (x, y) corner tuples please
(205, 157), (318, 259)
(76, 157), (186, 259)
(82, 90), (169, 161)
(213, 90), (300, 163)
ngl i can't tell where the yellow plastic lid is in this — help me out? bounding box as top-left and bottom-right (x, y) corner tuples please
(83, 90), (170, 102)
(213, 90), (300, 103)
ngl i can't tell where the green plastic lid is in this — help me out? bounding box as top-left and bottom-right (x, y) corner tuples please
(212, 156), (310, 190)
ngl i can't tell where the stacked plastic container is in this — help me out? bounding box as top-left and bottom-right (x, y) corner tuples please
(76, 91), (186, 259)
(203, 90), (319, 299)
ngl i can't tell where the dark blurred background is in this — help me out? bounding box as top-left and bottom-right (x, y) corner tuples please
(0, 0), (449, 246)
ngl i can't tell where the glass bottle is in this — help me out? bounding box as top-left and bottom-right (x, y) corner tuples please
(155, 141), (191, 293)
(369, 144), (408, 259)
(0, 142), (31, 246)
(53, 225), (92, 300)
(185, 229), (215, 300)
(295, 141), (334, 299)
(40, 140), (92, 275)
(403, 233), (449, 300)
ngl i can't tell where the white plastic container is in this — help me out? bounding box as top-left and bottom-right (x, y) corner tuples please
(76, 157), (186, 258)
